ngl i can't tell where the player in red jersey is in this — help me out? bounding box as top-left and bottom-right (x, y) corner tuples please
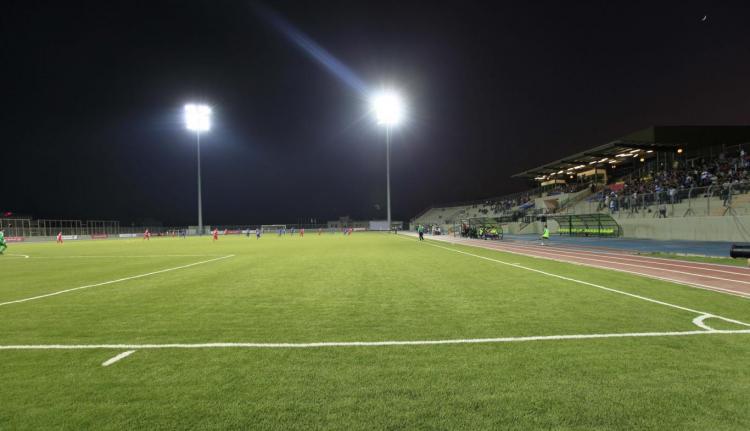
(300, 228), (304, 237)
(143, 229), (150, 240)
(57, 231), (63, 244)
(212, 228), (219, 241)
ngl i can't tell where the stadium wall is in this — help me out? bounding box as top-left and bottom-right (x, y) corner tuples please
(616, 215), (750, 242)
(507, 216), (750, 242)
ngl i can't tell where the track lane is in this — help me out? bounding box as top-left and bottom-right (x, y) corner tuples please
(408, 234), (750, 298)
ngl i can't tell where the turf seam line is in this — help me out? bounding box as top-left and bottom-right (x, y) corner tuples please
(0, 255), (235, 307)
(407, 236), (750, 328)
(1, 330), (749, 350)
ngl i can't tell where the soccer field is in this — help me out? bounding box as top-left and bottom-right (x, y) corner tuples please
(2, 233), (749, 430)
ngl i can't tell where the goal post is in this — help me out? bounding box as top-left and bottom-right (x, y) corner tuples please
(261, 224), (286, 233)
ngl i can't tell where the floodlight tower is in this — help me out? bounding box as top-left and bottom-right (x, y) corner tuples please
(371, 90), (405, 231)
(184, 104), (212, 235)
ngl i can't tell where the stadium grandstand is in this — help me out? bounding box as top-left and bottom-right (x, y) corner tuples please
(412, 126), (750, 242)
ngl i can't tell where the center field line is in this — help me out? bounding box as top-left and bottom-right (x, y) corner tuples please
(1, 330), (749, 350)
(401, 236), (750, 328)
(0, 255), (235, 307)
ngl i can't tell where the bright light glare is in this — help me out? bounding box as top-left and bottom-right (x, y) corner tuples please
(184, 104), (212, 132)
(371, 91), (405, 126)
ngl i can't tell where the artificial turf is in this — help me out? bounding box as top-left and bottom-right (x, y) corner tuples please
(1, 233), (749, 430)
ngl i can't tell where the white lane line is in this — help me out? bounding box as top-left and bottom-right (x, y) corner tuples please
(102, 350), (136, 366)
(526, 242), (750, 272)
(1, 330), (749, 351)
(480, 241), (750, 285)
(504, 240), (750, 275)
(4, 254), (30, 259)
(430, 236), (750, 299)
(404, 236), (750, 327)
(0, 255), (235, 307)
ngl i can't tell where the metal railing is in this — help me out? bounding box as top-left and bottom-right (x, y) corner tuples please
(556, 181), (750, 218)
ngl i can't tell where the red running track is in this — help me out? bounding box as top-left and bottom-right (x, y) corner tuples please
(409, 233), (750, 298)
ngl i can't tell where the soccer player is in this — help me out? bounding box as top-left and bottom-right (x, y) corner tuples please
(418, 225), (425, 241)
(212, 228), (219, 241)
(318, 227), (322, 235)
(0, 230), (6, 255)
(143, 228), (150, 240)
(300, 227), (304, 237)
(256, 228), (261, 240)
(57, 231), (63, 244)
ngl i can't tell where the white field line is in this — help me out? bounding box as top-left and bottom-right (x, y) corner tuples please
(552, 248), (750, 276)
(403, 236), (750, 328)
(7, 254), (223, 259)
(102, 350), (136, 366)
(692, 315), (715, 331)
(4, 254), (30, 259)
(513, 241), (750, 272)
(430, 236), (750, 299)
(494, 241), (750, 284)
(488, 242), (750, 299)
(1, 330), (749, 351)
(0, 255), (235, 307)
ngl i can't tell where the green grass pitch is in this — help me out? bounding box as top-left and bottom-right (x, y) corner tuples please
(1, 233), (749, 430)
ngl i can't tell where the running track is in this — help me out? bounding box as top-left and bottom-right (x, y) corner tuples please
(407, 233), (750, 298)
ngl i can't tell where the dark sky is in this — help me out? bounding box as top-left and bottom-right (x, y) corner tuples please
(2, 0), (749, 226)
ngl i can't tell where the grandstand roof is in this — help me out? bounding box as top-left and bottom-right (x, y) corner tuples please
(512, 139), (678, 179)
(513, 126), (750, 179)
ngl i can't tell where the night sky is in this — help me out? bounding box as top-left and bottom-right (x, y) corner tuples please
(2, 1), (749, 226)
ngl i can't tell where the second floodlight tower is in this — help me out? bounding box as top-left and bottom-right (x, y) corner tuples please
(371, 90), (405, 231)
(184, 103), (212, 235)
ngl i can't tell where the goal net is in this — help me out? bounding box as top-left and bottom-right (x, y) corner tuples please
(261, 224), (286, 233)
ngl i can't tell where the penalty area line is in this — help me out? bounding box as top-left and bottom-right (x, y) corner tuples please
(0, 255), (235, 307)
(1, 330), (749, 351)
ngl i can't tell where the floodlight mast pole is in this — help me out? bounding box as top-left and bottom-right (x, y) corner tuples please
(196, 131), (203, 236)
(386, 126), (391, 230)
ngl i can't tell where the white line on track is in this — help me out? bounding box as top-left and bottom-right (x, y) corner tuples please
(1, 330), (749, 351)
(0, 255), (235, 307)
(401, 236), (750, 328)
(529, 243), (750, 272)
(430, 236), (750, 299)
(495, 241), (750, 284)
(102, 350), (136, 366)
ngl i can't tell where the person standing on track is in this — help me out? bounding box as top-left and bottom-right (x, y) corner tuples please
(540, 224), (550, 246)
(418, 224), (425, 241)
